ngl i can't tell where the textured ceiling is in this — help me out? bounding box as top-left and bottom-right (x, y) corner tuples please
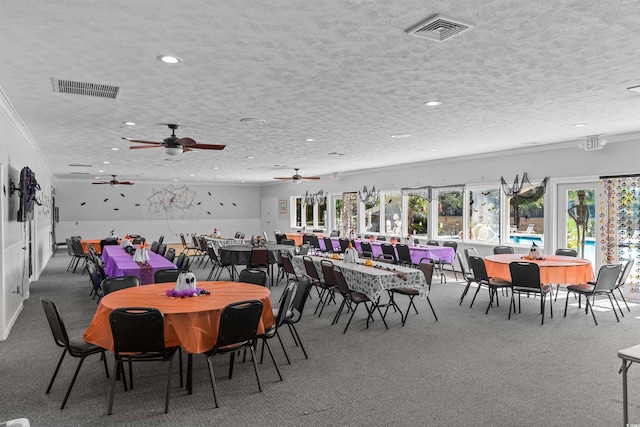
(1, 0), (640, 184)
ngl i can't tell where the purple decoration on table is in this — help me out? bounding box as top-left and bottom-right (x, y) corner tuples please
(164, 288), (209, 298)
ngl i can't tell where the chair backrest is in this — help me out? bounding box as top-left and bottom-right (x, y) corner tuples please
(464, 247), (478, 270)
(329, 230), (340, 237)
(153, 268), (180, 283)
(493, 245), (514, 254)
(65, 238), (74, 256)
(332, 265), (352, 295)
(249, 247), (269, 268)
(109, 307), (167, 357)
(443, 241), (458, 251)
(298, 244), (311, 255)
(338, 238), (349, 253)
(150, 241), (159, 253)
(198, 236), (208, 252)
(180, 233), (188, 247)
(395, 243), (412, 263)
(555, 248), (577, 257)
(71, 239), (85, 257)
(179, 257), (191, 271)
(380, 242), (397, 261)
(215, 300), (263, 349)
(175, 253), (186, 269)
(87, 261), (102, 294)
(509, 262), (541, 290)
(234, 231), (242, 238)
(281, 239), (295, 246)
(102, 275), (141, 296)
(323, 237), (334, 252)
(238, 269), (268, 286)
(275, 282), (297, 328)
(100, 238), (119, 252)
(468, 256), (489, 282)
(426, 240), (439, 246)
(41, 297), (70, 349)
(417, 261), (434, 287)
(156, 244), (167, 257)
(164, 247), (176, 262)
(207, 244), (221, 264)
(618, 260), (634, 287)
(303, 256), (320, 281)
(289, 275), (313, 323)
(320, 259), (337, 288)
(157, 235), (164, 245)
(593, 263), (623, 291)
(281, 253), (297, 278)
(275, 233), (286, 244)
(132, 237), (145, 245)
(360, 241), (373, 254)
(376, 235), (386, 241)
(456, 251), (472, 278)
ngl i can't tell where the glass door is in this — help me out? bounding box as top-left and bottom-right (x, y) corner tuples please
(557, 183), (597, 265)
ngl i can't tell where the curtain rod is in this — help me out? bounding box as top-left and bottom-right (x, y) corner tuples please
(599, 174), (640, 179)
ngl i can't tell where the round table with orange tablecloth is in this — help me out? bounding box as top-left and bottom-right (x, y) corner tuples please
(484, 254), (595, 284)
(83, 281), (275, 355)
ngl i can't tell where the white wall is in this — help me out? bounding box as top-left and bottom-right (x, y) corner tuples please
(0, 90), (54, 340)
(55, 181), (263, 244)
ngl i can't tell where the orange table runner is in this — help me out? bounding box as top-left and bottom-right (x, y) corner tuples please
(84, 281), (275, 354)
(484, 254), (594, 284)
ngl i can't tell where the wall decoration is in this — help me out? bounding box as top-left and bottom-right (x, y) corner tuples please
(279, 199), (287, 214)
(147, 185), (196, 214)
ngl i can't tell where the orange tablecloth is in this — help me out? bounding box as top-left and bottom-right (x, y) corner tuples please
(484, 254), (594, 284)
(81, 239), (122, 254)
(84, 281), (275, 354)
(285, 233), (325, 246)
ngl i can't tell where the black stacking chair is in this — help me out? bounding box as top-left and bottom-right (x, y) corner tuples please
(388, 261), (437, 325)
(332, 266), (387, 333)
(258, 282), (297, 377)
(508, 262), (552, 325)
(493, 245), (514, 254)
(108, 307), (179, 414)
(69, 239), (87, 274)
(457, 251), (478, 305)
(280, 238), (295, 246)
(395, 243), (413, 267)
(564, 263), (623, 325)
(468, 256), (511, 314)
(101, 275), (140, 296)
(329, 230), (340, 237)
(275, 233), (286, 244)
(153, 269), (180, 283)
(206, 245), (224, 280)
(553, 248), (578, 300)
(338, 238), (350, 253)
(360, 241), (373, 259)
(100, 238), (119, 253)
(376, 235), (386, 241)
(87, 261), (104, 301)
(150, 241), (159, 253)
(156, 244), (167, 257)
(204, 300), (264, 408)
(157, 235), (164, 245)
(380, 242), (397, 263)
(323, 237), (337, 253)
(41, 298), (109, 410)
(175, 253), (187, 270)
(281, 275), (313, 359)
(615, 260), (634, 313)
(239, 269), (268, 287)
(164, 248), (176, 263)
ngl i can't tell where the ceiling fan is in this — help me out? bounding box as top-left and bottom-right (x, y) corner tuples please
(123, 124), (226, 156)
(274, 168), (320, 184)
(92, 175), (134, 187)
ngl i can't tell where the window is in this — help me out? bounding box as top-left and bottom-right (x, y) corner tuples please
(437, 189), (463, 239)
(468, 188), (500, 243)
(291, 196), (328, 230)
(383, 192), (402, 235)
(334, 192), (358, 236)
(407, 194), (429, 236)
(362, 196), (380, 234)
(508, 193), (544, 244)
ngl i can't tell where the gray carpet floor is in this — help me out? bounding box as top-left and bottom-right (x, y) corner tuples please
(1, 254), (639, 426)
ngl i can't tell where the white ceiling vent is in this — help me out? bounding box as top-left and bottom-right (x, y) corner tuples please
(52, 78), (121, 99)
(406, 15), (472, 42)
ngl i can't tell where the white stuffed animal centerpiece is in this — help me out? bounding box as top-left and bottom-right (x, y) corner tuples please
(165, 271), (208, 298)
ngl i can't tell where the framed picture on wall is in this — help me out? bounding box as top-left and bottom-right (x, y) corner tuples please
(278, 200), (287, 214)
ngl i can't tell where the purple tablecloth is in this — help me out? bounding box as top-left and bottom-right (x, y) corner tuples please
(328, 237), (455, 264)
(101, 245), (177, 284)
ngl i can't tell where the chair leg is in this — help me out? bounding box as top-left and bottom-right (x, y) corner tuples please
(164, 356), (174, 414)
(618, 288), (631, 312)
(288, 324), (308, 359)
(459, 281), (471, 305)
(46, 349), (67, 395)
(426, 297), (438, 321)
(262, 339), (283, 381)
(275, 331), (291, 364)
(607, 294), (621, 322)
(247, 345), (263, 392)
(585, 296), (598, 325)
(470, 284), (483, 308)
(343, 302), (360, 333)
(205, 355), (220, 408)
(108, 360), (120, 415)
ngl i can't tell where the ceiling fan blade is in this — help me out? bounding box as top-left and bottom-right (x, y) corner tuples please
(175, 137), (197, 147)
(302, 177), (321, 180)
(190, 143), (226, 150)
(182, 147), (194, 152)
(274, 177), (293, 180)
(123, 138), (163, 145)
(118, 182), (134, 185)
(129, 145), (161, 149)
(92, 182), (109, 184)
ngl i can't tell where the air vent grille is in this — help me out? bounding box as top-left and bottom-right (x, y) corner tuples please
(52, 78), (121, 99)
(406, 15), (472, 42)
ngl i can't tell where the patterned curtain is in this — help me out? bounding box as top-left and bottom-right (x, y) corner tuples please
(598, 175), (640, 297)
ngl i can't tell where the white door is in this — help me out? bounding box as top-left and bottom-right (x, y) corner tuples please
(261, 197), (277, 242)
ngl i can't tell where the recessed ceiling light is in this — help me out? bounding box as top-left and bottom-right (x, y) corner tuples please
(424, 101), (442, 106)
(103, 161), (109, 164)
(305, 138), (315, 142)
(240, 181), (245, 183)
(189, 173), (195, 177)
(573, 123), (586, 127)
(431, 149), (439, 152)
(98, 169), (104, 173)
(123, 121), (135, 126)
(240, 118), (266, 124)
(173, 179), (178, 182)
(247, 156), (254, 159)
(95, 176), (100, 179)
(157, 55), (182, 64)
(390, 134), (411, 139)
(213, 167), (219, 170)
(110, 147), (119, 151)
